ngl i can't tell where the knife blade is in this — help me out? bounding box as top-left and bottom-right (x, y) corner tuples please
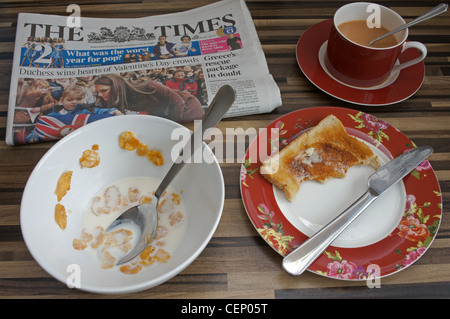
(282, 146), (434, 277)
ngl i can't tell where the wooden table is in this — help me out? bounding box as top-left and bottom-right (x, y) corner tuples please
(0, 0), (449, 300)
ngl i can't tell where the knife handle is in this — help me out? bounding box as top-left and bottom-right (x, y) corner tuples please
(282, 189), (378, 276)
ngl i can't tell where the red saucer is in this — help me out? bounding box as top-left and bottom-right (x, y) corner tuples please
(296, 20), (425, 106)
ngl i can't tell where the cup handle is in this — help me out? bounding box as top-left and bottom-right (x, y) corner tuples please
(394, 41), (427, 72)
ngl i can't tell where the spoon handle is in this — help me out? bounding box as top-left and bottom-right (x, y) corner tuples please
(154, 85), (235, 198)
(369, 3), (448, 45)
(408, 3), (448, 24)
(201, 85), (236, 135)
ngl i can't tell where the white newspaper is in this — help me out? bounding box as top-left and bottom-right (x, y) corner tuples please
(6, 0), (281, 145)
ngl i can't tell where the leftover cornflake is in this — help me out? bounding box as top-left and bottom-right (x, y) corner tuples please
(56, 170), (73, 201)
(73, 226), (104, 250)
(79, 145), (100, 168)
(101, 251), (116, 269)
(119, 131), (140, 151)
(146, 150), (165, 166)
(120, 263), (142, 274)
(136, 143), (149, 156)
(119, 131), (165, 166)
(55, 203), (67, 230)
(154, 248), (171, 263)
(169, 211), (184, 226)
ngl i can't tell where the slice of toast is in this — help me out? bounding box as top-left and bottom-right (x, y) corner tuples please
(260, 114), (380, 201)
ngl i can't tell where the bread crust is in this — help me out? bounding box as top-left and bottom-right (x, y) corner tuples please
(260, 115), (380, 201)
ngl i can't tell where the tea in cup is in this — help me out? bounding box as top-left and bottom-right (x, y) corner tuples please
(324, 2), (427, 88)
(337, 20), (399, 48)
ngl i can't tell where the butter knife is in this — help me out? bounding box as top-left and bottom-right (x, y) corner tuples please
(282, 146), (434, 276)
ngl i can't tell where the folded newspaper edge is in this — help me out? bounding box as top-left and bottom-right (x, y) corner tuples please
(6, 0), (281, 145)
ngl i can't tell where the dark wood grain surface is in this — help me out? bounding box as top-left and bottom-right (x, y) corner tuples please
(0, 0), (449, 299)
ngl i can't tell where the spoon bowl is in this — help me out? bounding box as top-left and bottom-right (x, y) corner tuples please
(107, 84), (236, 264)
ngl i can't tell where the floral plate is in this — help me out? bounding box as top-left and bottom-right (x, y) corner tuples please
(240, 107), (442, 280)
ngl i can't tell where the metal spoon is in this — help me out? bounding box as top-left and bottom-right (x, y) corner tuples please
(107, 85), (235, 265)
(369, 3), (448, 45)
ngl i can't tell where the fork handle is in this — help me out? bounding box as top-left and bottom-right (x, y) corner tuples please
(282, 189), (378, 276)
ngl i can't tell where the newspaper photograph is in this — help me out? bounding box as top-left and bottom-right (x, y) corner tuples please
(5, 0), (281, 145)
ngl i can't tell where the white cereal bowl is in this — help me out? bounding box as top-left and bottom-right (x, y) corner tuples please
(20, 115), (225, 294)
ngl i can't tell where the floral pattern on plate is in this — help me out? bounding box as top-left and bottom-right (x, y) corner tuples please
(240, 107), (442, 280)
